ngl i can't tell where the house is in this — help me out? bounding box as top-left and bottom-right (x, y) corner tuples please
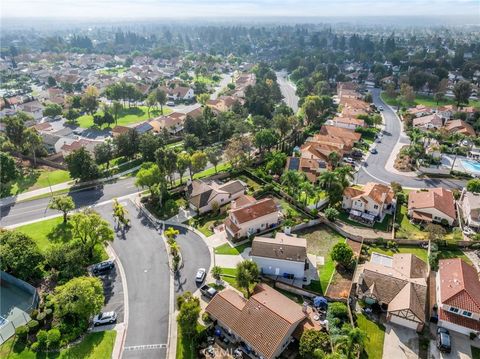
(205, 283), (320, 359)
(18, 101), (44, 121)
(250, 233), (307, 279)
(412, 114), (443, 130)
(444, 119), (476, 137)
(437, 105), (456, 120)
(342, 182), (396, 224)
(436, 258), (480, 335)
(60, 139), (101, 156)
(224, 196), (282, 240)
(407, 105), (434, 118)
(186, 179), (246, 214)
(460, 191), (480, 230)
(408, 188), (457, 226)
(356, 252), (428, 331)
(163, 85), (194, 101)
(149, 113), (185, 135)
(326, 116), (366, 130)
(111, 125), (130, 138)
(285, 156), (327, 183)
(41, 133), (61, 154)
(134, 121), (153, 135)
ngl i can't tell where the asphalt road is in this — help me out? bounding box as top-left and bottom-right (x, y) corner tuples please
(168, 224), (211, 297)
(276, 70), (299, 113)
(96, 200), (170, 359)
(355, 88), (467, 189)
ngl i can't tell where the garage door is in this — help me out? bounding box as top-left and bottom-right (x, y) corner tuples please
(390, 315), (419, 330)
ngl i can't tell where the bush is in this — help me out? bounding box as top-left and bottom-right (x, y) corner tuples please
(328, 302), (349, 321)
(47, 328), (61, 349)
(15, 325), (29, 341)
(324, 207), (339, 222)
(202, 312), (212, 323)
(36, 330), (48, 349)
(27, 320), (39, 333)
(30, 342), (40, 352)
(30, 310), (39, 320)
(45, 308), (53, 317)
(37, 312), (46, 324)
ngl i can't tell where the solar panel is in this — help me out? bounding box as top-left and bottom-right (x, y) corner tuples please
(288, 157), (300, 171)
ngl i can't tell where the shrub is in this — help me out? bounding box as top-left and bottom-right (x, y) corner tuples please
(37, 312), (46, 324)
(47, 328), (61, 349)
(27, 320), (39, 332)
(36, 330), (48, 349)
(30, 342), (40, 352)
(45, 308), (53, 317)
(30, 310), (39, 320)
(331, 242), (354, 268)
(324, 207), (339, 222)
(15, 325), (29, 342)
(328, 302), (349, 321)
(202, 312), (212, 323)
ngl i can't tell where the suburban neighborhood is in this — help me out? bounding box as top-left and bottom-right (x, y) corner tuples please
(1, 3), (480, 359)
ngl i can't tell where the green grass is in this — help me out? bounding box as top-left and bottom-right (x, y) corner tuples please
(16, 217), (108, 261)
(2, 169), (71, 198)
(0, 330), (116, 359)
(381, 92), (480, 109)
(471, 346), (480, 359)
(77, 105), (172, 128)
(193, 163), (231, 180)
(395, 205), (427, 240)
(98, 66), (127, 75)
(176, 324), (206, 359)
(237, 175), (263, 194)
(214, 241), (252, 255)
(338, 211), (392, 232)
(438, 247), (472, 265)
(193, 211), (228, 237)
(357, 313), (385, 359)
(367, 245), (428, 263)
(299, 226), (345, 294)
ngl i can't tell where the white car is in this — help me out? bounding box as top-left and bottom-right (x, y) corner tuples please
(378, 106), (384, 111)
(463, 227), (475, 237)
(195, 268), (206, 283)
(166, 101), (175, 106)
(93, 311), (117, 326)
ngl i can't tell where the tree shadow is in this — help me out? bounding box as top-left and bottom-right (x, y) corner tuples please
(47, 222), (74, 243)
(121, 106), (145, 117)
(2, 168), (41, 197)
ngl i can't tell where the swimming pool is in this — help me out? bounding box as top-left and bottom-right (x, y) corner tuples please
(461, 159), (480, 175)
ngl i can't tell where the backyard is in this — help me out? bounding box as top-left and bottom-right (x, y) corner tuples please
(338, 210), (392, 232)
(357, 313), (385, 359)
(296, 225), (345, 295)
(76, 105), (172, 128)
(2, 168), (71, 198)
(0, 330), (116, 359)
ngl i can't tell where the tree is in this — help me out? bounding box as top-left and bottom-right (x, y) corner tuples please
(327, 152), (341, 169)
(43, 104), (63, 118)
(225, 135), (252, 170)
(425, 223), (446, 243)
(197, 93), (210, 106)
(324, 207), (339, 222)
(4, 113), (28, 149)
(183, 133), (201, 153)
(112, 198), (130, 228)
(111, 101), (123, 125)
(139, 132), (164, 162)
(0, 230), (43, 282)
(65, 148), (100, 182)
(189, 151), (208, 180)
(80, 86), (99, 115)
(453, 80), (472, 107)
(70, 209), (114, 259)
(467, 179), (480, 193)
(114, 129), (139, 159)
(211, 266), (222, 281)
(52, 276), (104, 321)
(45, 242), (87, 283)
(281, 170), (303, 197)
(265, 152), (287, 175)
(146, 91), (157, 117)
(335, 327), (367, 359)
(155, 88), (167, 114)
(176, 152), (191, 184)
(135, 163), (162, 196)
(94, 141), (114, 169)
(23, 128), (44, 167)
(299, 329), (331, 359)
(236, 260), (259, 298)
(206, 146), (222, 173)
(49, 195), (75, 224)
(156, 147), (177, 185)
(177, 291), (201, 338)
(164, 227), (180, 243)
(400, 83), (415, 105)
(331, 242), (354, 268)
(64, 108), (80, 124)
(254, 129), (278, 154)
(47, 76), (57, 87)
(0, 151), (17, 185)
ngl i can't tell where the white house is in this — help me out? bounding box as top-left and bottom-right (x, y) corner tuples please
(436, 258), (480, 335)
(224, 195), (282, 240)
(408, 188), (457, 226)
(168, 86), (194, 101)
(460, 191), (480, 230)
(250, 233), (307, 279)
(186, 179), (246, 214)
(342, 182), (396, 224)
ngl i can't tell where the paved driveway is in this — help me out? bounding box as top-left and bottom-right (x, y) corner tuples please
(429, 332), (474, 359)
(383, 323), (419, 359)
(96, 200), (170, 359)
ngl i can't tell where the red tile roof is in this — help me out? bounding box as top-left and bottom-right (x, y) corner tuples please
(439, 309), (480, 331)
(408, 188), (456, 220)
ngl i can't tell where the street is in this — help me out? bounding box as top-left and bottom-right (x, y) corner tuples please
(276, 70), (299, 113)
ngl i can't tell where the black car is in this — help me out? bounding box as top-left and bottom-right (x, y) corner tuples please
(92, 260), (115, 275)
(437, 327), (451, 353)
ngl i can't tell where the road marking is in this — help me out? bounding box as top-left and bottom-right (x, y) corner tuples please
(124, 344), (167, 351)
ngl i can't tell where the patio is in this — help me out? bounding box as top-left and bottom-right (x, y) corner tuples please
(348, 209), (376, 227)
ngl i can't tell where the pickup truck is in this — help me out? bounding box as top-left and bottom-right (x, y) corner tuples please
(200, 285), (218, 299)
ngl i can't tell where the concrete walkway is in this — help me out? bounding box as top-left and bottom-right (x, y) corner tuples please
(167, 207), (196, 223)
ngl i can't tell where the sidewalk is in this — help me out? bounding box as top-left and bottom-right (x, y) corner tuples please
(0, 165), (141, 206)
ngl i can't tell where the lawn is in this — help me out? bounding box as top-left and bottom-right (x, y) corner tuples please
(16, 217), (108, 261)
(77, 105), (172, 128)
(381, 92), (480, 109)
(193, 163), (231, 180)
(237, 175), (263, 194)
(338, 211), (392, 232)
(2, 169), (71, 198)
(98, 66), (127, 75)
(214, 241), (252, 255)
(357, 313), (385, 359)
(367, 245), (428, 263)
(176, 324), (206, 359)
(193, 211), (228, 237)
(297, 226), (345, 294)
(472, 346), (480, 359)
(0, 330), (116, 359)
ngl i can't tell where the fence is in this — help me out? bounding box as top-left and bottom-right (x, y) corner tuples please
(0, 271), (39, 345)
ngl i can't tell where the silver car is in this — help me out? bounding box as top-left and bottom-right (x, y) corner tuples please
(93, 311), (117, 326)
(195, 268), (206, 283)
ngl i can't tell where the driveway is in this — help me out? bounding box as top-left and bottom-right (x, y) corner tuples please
(96, 199), (170, 359)
(383, 323), (419, 359)
(429, 332), (475, 359)
(96, 260), (125, 324)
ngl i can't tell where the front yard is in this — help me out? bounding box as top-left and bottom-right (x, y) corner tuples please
(356, 314), (385, 359)
(296, 225), (345, 295)
(191, 211), (228, 237)
(214, 241), (252, 255)
(176, 324), (206, 359)
(2, 168), (71, 198)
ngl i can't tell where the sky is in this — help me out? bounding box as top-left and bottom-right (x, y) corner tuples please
(1, 0), (479, 19)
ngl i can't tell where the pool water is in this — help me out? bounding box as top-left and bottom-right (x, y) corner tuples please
(461, 159), (480, 174)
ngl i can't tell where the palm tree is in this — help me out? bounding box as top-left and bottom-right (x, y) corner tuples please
(335, 166), (354, 188)
(211, 266), (222, 281)
(328, 152), (341, 169)
(318, 171), (338, 191)
(112, 101), (122, 126)
(169, 241), (180, 257)
(335, 327), (367, 359)
(300, 181), (315, 206)
(281, 170), (302, 197)
(409, 128), (423, 146)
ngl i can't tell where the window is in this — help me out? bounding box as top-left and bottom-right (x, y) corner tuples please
(221, 198), (224, 203)
(462, 311), (472, 317)
(373, 205), (379, 209)
(449, 307), (459, 314)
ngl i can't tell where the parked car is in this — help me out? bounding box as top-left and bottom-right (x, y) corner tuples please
(437, 327), (451, 353)
(93, 311), (117, 326)
(200, 285), (218, 299)
(344, 157), (355, 164)
(463, 227), (475, 237)
(378, 106), (384, 111)
(370, 148), (378, 154)
(195, 268), (206, 283)
(166, 101), (175, 106)
(92, 260), (114, 275)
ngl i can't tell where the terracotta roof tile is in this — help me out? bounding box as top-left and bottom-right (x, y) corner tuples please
(230, 197), (279, 224)
(408, 188), (456, 220)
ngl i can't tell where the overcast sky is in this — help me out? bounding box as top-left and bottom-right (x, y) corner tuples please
(1, 0), (479, 18)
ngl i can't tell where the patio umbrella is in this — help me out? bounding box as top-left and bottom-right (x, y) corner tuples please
(214, 328), (222, 336)
(313, 296), (328, 308)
